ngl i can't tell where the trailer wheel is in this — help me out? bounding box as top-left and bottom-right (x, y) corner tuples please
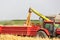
(37, 31), (48, 38)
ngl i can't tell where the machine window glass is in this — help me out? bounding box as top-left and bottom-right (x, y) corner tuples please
(45, 24), (51, 28)
(54, 24), (60, 28)
(45, 23), (53, 32)
(45, 23), (53, 30)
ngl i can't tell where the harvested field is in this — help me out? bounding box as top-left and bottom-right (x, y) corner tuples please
(0, 34), (60, 40)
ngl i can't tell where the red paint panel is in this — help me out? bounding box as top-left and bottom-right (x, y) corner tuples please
(56, 28), (60, 35)
(27, 26), (40, 36)
(1, 27), (27, 35)
(0, 26), (2, 33)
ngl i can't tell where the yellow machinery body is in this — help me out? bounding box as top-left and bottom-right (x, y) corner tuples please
(26, 8), (52, 26)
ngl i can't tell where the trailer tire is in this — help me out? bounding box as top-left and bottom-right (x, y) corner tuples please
(37, 31), (48, 38)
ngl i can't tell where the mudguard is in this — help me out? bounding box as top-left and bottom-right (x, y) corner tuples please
(38, 28), (50, 36)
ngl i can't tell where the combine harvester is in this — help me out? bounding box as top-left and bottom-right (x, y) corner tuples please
(0, 8), (60, 38)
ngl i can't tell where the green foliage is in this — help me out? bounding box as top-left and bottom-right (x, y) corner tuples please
(0, 20), (40, 25)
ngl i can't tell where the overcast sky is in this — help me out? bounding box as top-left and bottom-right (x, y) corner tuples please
(0, 0), (60, 20)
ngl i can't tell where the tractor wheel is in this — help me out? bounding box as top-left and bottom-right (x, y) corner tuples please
(57, 35), (60, 38)
(37, 31), (48, 38)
